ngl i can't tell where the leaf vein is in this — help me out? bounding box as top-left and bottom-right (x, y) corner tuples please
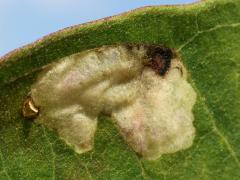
(135, 156), (148, 180)
(43, 127), (56, 180)
(177, 22), (240, 52)
(190, 79), (240, 168)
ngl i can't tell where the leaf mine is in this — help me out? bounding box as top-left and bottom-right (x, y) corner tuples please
(22, 44), (197, 160)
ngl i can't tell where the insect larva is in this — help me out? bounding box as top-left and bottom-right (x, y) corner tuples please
(22, 96), (39, 119)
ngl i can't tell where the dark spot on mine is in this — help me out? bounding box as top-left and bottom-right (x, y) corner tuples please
(125, 44), (134, 51)
(175, 66), (183, 77)
(146, 46), (174, 76)
(125, 44), (142, 51)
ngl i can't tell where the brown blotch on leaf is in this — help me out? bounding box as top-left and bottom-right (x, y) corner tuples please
(145, 45), (174, 76)
(22, 96), (39, 119)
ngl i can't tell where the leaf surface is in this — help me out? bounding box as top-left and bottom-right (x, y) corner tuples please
(0, 0), (240, 179)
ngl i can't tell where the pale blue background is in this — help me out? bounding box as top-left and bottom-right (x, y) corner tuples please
(0, 0), (196, 57)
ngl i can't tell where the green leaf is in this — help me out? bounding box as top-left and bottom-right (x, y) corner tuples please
(0, 0), (240, 179)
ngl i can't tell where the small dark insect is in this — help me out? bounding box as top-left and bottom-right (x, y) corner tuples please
(22, 96), (39, 119)
(146, 46), (173, 76)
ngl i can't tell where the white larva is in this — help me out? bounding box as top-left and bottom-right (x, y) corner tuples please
(23, 44), (197, 160)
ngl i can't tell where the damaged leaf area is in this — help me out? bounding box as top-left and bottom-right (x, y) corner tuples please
(22, 45), (196, 160)
(1, 0), (240, 179)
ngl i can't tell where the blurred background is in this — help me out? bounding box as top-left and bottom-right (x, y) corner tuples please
(0, 0), (196, 57)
